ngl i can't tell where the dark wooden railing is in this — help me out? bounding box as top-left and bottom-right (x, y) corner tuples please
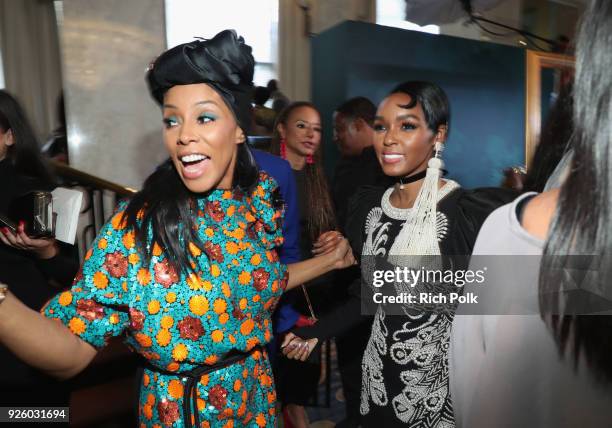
(50, 160), (137, 260)
(51, 160), (138, 428)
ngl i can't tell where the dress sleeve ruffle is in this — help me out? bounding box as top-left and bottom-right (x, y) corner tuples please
(454, 187), (518, 250)
(245, 171), (285, 250)
(345, 185), (387, 260)
(41, 208), (134, 349)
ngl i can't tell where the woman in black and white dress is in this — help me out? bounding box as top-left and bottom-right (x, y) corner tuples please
(283, 81), (513, 427)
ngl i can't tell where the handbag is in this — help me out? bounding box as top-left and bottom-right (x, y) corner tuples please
(7, 191), (55, 238)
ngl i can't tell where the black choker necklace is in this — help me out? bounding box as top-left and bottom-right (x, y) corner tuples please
(398, 170), (427, 189)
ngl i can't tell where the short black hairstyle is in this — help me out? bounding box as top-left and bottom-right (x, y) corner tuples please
(335, 96), (376, 126)
(390, 81), (450, 135)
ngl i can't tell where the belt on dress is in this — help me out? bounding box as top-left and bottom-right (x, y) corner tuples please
(144, 346), (262, 428)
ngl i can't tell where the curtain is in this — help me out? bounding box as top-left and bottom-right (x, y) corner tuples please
(0, 0), (63, 140)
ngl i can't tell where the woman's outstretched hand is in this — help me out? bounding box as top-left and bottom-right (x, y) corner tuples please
(0, 221), (58, 259)
(281, 332), (318, 361)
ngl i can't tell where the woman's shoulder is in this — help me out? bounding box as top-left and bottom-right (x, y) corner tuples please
(453, 187), (518, 217)
(438, 186), (519, 240)
(521, 188), (559, 240)
(345, 185), (387, 230)
(349, 185), (387, 207)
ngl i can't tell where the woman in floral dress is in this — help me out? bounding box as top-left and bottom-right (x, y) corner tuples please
(0, 30), (354, 428)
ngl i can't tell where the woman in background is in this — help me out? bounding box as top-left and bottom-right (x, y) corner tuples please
(451, 1), (612, 426)
(0, 89), (77, 408)
(270, 101), (338, 428)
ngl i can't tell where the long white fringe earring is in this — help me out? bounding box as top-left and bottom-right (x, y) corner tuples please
(389, 141), (445, 258)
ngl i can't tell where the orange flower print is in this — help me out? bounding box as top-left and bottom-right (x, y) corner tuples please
(135, 333), (153, 348)
(93, 272), (108, 289)
(240, 319), (255, 336)
(122, 231), (135, 249)
(160, 315), (174, 329)
(152, 242), (163, 256)
(167, 379), (184, 399)
(148, 300), (161, 315)
(255, 413), (267, 427)
(98, 238), (107, 250)
(154, 259), (178, 288)
(186, 273), (203, 290)
(211, 330), (224, 343)
(226, 241), (239, 255)
(142, 403), (153, 420)
(156, 329), (171, 347)
(157, 400), (180, 426)
(128, 253), (140, 265)
(213, 298), (227, 314)
(104, 251), (128, 278)
(177, 317), (205, 341)
(189, 295), (209, 316)
(110, 212), (126, 230)
(137, 268), (151, 286)
(172, 343), (188, 361)
(58, 291), (72, 306)
(238, 271), (251, 285)
(188, 241), (201, 257)
(68, 317), (86, 335)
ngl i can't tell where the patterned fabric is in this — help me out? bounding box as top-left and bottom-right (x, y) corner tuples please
(360, 182), (460, 428)
(43, 172), (288, 427)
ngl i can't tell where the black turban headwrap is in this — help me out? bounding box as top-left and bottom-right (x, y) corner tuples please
(146, 29), (255, 134)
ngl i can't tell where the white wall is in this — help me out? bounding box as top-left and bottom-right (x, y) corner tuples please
(61, 0), (167, 189)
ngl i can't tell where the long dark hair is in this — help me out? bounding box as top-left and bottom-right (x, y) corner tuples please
(539, 0), (612, 384)
(122, 143), (258, 273)
(0, 90), (55, 184)
(271, 101), (336, 240)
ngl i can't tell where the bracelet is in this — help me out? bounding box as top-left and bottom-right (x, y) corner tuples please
(0, 283), (8, 305)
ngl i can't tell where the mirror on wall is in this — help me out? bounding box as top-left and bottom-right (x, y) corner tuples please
(525, 50), (574, 169)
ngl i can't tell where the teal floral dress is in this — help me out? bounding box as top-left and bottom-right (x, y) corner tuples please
(43, 172), (288, 427)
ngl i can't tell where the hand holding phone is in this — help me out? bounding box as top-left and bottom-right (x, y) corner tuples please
(0, 219), (58, 259)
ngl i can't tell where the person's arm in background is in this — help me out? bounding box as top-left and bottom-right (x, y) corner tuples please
(0, 224), (79, 287)
(251, 149), (301, 333)
(283, 186), (381, 360)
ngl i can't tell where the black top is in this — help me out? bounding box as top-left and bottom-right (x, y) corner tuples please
(332, 146), (392, 233)
(294, 183), (516, 427)
(290, 167), (335, 315)
(295, 184), (516, 341)
(0, 158), (78, 403)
